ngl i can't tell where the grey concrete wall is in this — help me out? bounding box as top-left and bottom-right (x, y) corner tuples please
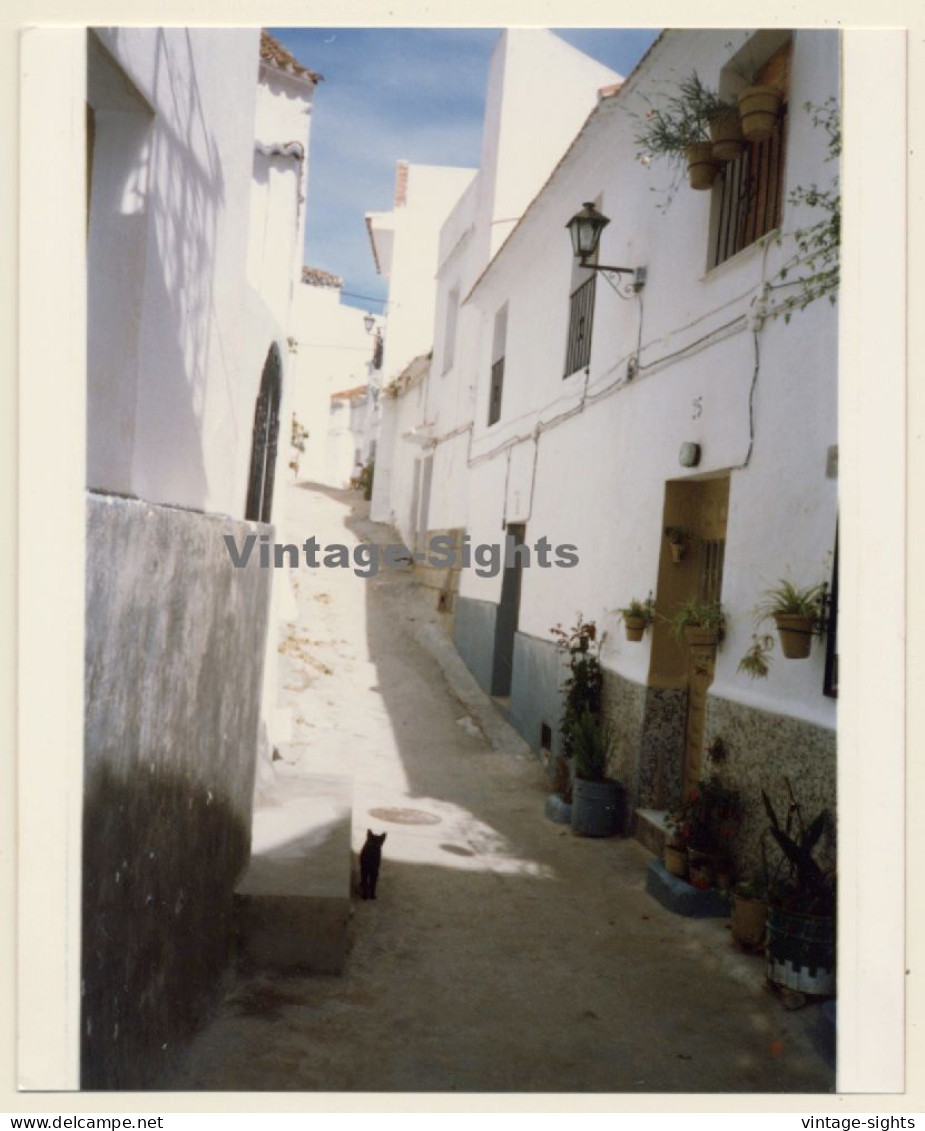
(452, 594), (497, 695)
(509, 630), (566, 767)
(82, 492), (272, 1089)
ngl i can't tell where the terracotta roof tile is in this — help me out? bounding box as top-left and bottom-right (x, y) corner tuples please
(260, 30), (322, 84)
(302, 265), (343, 288)
(331, 384), (369, 401)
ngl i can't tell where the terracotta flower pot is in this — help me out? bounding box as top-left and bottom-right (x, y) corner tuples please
(682, 625), (721, 647)
(669, 542), (685, 563)
(737, 85), (783, 142)
(624, 616), (647, 642)
(731, 895), (768, 949)
(708, 107), (745, 162)
(663, 843), (688, 878)
(685, 142), (719, 191)
(774, 612), (816, 659)
(688, 863), (713, 890)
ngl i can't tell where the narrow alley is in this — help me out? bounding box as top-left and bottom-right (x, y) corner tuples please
(159, 482), (833, 1094)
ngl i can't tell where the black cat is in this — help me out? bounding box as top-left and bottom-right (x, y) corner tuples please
(359, 829), (387, 900)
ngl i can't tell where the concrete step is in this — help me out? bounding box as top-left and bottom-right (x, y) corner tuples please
(635, 807), (671, 856)
(235, 768), (353, 974)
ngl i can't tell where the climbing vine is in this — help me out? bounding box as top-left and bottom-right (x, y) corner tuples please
(762, 99), (841, 322)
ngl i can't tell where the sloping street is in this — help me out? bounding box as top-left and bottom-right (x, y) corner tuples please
(159, 482), (833, 1094)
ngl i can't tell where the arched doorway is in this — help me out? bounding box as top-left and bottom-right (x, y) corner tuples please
(245, 343), (282, 523)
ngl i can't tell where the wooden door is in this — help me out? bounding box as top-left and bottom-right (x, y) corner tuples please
(681, 479), (729, 791)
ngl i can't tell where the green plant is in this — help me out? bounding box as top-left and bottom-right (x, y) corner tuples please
(291, 413), (310, 453)
(634, 72), (729, 161)
(571, 710), (615, 783)
(733, 876), (767, 901)
(551, 615), (603, 761)
(762, 100), (841, 322)
(357, 459), (375, 500)
(762, 780), (835, 915)
(757, 579), (825, 622)
(738, 632), (776, 679)
(670, 596), (725, 640)
(668, 775), (742, 853)
(614, 597), (655, 624)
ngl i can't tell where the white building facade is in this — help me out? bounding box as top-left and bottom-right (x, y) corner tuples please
(376, 28), (839, 868)
(82, 27), (318, 1088)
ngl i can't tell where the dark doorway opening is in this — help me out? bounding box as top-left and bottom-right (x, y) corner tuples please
(245, 344), (282, 523)
(491, 523), (526, 697)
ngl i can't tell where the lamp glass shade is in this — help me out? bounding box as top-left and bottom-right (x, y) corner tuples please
(566, 202), (610, 260)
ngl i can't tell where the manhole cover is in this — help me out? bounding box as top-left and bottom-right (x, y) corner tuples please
(368, 807), (441, 826)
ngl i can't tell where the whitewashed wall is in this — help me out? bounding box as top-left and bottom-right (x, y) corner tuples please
(459, 29), (839, 728)
(87, 28), (261, 515)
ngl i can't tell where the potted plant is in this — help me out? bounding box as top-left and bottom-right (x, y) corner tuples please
(663, 809), (689, 878)
(667, 774), (742, 889)
(664, 526), (687, 563)
(615, 597), (655, 642)
(758, 580), (825, 660)
(731, 876), (768, 950)
(635, 73), (723, 191)
(569, 710), (623, 838)
(762, 781), (836, 996)
(737, 84), (784, 142)
(547, 616), (604, 823)
(671, 595), (726, 646)
(708, 103), (745, 162)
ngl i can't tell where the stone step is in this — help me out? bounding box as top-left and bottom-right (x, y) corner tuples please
(235, 768), (353, 974)
(645, 859), (731, 919)
(634, 807), (671, 856)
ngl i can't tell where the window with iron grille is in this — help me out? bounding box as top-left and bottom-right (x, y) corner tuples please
(564, 275), (596, 377)
(712, 108), (787, 267)
(488, 304), (507, 427)
(712, 38), (791, 268)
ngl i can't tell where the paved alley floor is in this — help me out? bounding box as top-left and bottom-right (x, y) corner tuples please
(159, 481), (834, 1095)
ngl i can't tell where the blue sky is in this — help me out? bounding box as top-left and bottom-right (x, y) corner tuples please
(271, 28), (660, 312)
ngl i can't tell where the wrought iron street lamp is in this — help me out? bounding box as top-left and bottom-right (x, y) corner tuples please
(565, 203), (646, 291)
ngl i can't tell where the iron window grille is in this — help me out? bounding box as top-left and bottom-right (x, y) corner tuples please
(564, 274), (596, 377)
(488, 357), (505, 426)
(712, 103), (788, 268)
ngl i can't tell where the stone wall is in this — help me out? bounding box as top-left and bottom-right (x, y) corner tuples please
(82, 492), (272, 1089)
(704, 697), (837, 879)
(601, 667), (836, 877)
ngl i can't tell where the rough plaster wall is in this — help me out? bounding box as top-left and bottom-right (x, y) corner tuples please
(704, 695), (837, 880)
(82, 493), (272, 1089)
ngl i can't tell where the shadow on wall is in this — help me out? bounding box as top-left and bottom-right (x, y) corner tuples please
(89, 29), (233, 508)
(81, 763), (250, 1090)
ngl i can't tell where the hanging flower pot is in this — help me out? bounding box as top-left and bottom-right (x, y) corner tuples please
(624, 616), (647, 643)
(737, 85), (783, 142)
(773, 613), (816, 659)
(685, 142), (719, 190)
(708, 106), (745, 162)
(682, 625), (721, 648)
(669, 542), (685, 564)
